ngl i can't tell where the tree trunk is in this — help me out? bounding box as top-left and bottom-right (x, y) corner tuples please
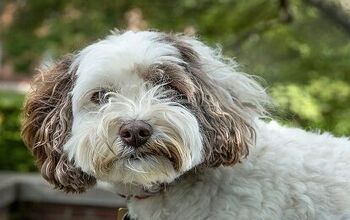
(304, 0), (350, 34)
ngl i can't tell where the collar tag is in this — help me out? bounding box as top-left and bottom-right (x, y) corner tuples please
(117, 208), (129, 220)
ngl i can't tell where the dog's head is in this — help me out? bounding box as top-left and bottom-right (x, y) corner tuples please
(22, 31), (268, 193)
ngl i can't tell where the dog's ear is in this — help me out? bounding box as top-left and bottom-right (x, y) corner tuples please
(170, 35), (269, 167)
(21, 55), (96, 193)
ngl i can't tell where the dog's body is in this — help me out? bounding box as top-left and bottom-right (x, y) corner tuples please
(21, 30), (350, 220)
(126, 120), (350, 219)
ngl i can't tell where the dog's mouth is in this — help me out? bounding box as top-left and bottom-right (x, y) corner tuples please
(123, 152), (150, 162)
(92, 138), (185, 188)
(117, 143), (151, 159)
(112, 140), (182, 171)
(92, 136), (184, 178)
(119, 146), (171, 163)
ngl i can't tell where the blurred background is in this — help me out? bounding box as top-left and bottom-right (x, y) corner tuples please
(0, 0), (349, 219)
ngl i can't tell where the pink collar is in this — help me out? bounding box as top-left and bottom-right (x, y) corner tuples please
(118, 183), (166, 200)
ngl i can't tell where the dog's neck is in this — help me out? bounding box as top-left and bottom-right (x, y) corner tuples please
(111, 168), (201, 200)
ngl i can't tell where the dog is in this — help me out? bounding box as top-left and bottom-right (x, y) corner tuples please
(22, 30), (350, 219)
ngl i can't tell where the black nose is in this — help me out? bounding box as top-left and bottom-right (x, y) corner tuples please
(119, 120), (153, 148)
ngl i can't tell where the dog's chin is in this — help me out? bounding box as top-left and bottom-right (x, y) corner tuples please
(97, 154), (179, 188)
(69, 131), (192, 188)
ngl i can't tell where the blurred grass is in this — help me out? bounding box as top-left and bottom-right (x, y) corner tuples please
(271, 77), (350, 135)
(0, 91), (36, 172)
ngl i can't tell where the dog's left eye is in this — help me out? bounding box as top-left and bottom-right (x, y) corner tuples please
(90, 89), (110, 104)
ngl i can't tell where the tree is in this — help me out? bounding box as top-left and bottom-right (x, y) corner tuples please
(305, 0), (350, 34)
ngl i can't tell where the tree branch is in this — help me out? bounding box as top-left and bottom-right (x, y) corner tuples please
(280, 0), (293, 23)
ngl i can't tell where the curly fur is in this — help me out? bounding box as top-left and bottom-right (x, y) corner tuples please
(169, 39), (255, 166)
(22, 56), (96, 192)
(21, 30), (350, 219)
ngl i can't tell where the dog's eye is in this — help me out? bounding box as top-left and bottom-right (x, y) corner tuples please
(90, 89), (110, 104)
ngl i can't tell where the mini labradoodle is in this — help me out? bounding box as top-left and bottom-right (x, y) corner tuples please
(22, 30), (350, 219)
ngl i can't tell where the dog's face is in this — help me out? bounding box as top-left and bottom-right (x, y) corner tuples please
(22, 31), (268, 193)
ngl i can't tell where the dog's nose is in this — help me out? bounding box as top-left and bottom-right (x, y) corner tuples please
(119, 120), (153, 148)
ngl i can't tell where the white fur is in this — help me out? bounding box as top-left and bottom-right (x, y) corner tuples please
(62, 31), (350, 219)
(64, 31), (203, 187)
(127, 121), (350, 219)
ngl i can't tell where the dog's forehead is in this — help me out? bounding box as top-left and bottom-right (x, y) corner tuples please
(72, 31), (183, 91)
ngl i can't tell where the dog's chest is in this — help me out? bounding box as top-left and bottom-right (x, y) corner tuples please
(126, 169), (227, 220)
(125, 166), (291, 220)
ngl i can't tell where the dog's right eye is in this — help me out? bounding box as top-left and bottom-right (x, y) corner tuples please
(90, 89), (109, 105)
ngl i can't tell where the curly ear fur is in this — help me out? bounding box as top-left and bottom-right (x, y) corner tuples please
(21, 56), (96, 193)
(169, 35), (269, 167)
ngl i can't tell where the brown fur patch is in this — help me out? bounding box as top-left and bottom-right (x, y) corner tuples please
(21, 56), (96, 193)
(161, 34), (255, 167)
(140, 137), (184, 171)
(138, 62), (196, 100)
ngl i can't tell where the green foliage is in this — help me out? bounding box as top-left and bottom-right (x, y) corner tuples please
(0, 0), (349, 171)
(0, 91), (36, 171)
(271, 78), (350, 135)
